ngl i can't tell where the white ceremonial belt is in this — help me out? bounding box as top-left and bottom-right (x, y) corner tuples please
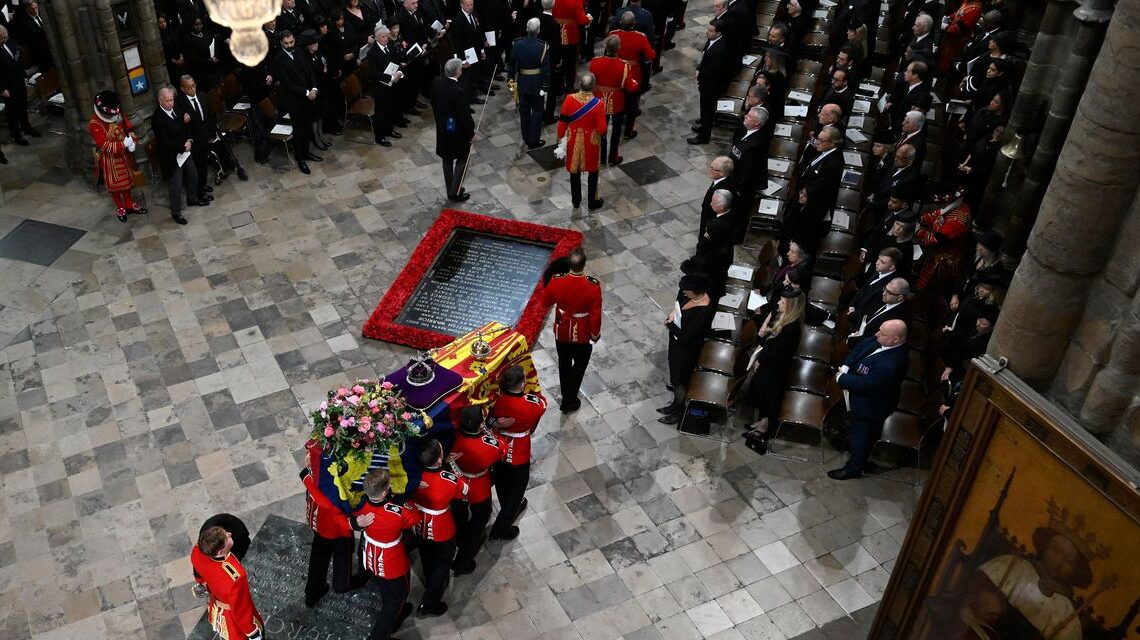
(415, 504), (449, 516)
(363, 533), (400, 548)
(500, 430), (530, 438)
(571, 312), (591, 317)
(458, 469), (488, 478)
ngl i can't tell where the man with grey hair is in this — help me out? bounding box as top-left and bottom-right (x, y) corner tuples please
(366, 24), (404, 146)
(432, 58), (476, 202)
(152, 86), (204, 225)
(898, 109), (927, 166)
(728, 106), (771, 242)
(557, 72), (607, 209)
(700, 156), (736, 238)
(908, 13), (935, 62)
(784, 124), (843, 254)
(696, 188), (736, 296)
(509, 17), (551, 149)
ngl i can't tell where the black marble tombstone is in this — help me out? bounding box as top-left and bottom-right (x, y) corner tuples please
(395, 229), (554, 337)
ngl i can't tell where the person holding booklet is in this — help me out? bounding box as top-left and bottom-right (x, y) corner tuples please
(658, 273), (716, 425)
(367, 24), (406, 147)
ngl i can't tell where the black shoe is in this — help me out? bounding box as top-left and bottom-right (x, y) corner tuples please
(560, 399), (581, 413)
(306, 153), (323, 162)
(197, 193), (214, 202)
(588, 199), (604, 210)
(171, 212), (188, 225)
(25, 127), (41, 137)
(687, 136), (710, 145)
(690, 124), (703, 133)
(418, 602), (448, 617)
(448, 192), (471, 202)
(0, 153), (7, 164)
(375, 138), (392, 147)
(527, 139), (547, 150)
(624, 130), (638, 140)
(658, 412), (683, 425)
(298, 161), (311, 174)
(744, 434), (769, 455)
(692, 119), (702, 126)
(489, 526), (520, 540)
(313, 140), (329, 151)
(305, 583), (330, 608)
(609, 156), (623, 165)
(187, 199), (207, 207)
(203, 184), (214, 192)
(656, 404), (679, 415)
(827, 467), (863, 481)
(389, 130), (403, 139)
(452, 559), (476, 576)
(237, 168), (249, 181)
(116, 209), (129, 223)
(14, 138), (29, 146)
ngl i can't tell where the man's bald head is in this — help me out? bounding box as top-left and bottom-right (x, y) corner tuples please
(877, 319), (909, 347)
(820, 103), (842, 125)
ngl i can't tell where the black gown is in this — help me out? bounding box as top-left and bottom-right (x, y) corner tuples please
(745, 321), (802, 425)
(666, 303), (715, 386)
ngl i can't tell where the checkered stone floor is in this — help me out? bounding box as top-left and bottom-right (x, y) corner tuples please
(0, 7), (922, 639)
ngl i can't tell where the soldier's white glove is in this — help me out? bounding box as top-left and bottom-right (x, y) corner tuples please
(554, 137), (567, 159)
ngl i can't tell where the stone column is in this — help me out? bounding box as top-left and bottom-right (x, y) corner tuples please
(92, 0), (137, 115)
(46, 0), (99, 171)
(996, 0), (1113, 260)
(133, 0), (170, 97)
(988, 0), (1140, 388)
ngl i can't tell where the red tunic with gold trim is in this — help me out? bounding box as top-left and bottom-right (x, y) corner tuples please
(552, 0), (589, 45)
(190, 547), (264, 640)
(88, 114), (136, 193)
(612, 28), (656, 86)
(489, 389), (548, 465)
(589, 55), (638, 115)
(557, 91), (607, 173)
(356, 498), (421, 578)
(409, 468), (469, 541)
(451, 430), (508, 502)
(939, 0), (982, 73)
(915, 201), (972, 293)
(542, 271), (603, 343)
(301, 467), (354, 539)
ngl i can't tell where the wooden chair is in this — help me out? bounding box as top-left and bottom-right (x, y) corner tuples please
(340, 74), (376, 140)
(808, 276), (843, 315)
(32, 68), (63, 114)
(869, 411), (942, 480)
(257, 97), (293, 160)
(905, 349), (926, 383)
(697, 340), (739, 377)
(770, 390), (840, 463)
(220, 73), (244, 107)
(896, 379), (927, 416)
(769, 137), (800, 160)
(796, 326), (834, 364)
(816, 230), (857, 278)
(206, 87), (249, 139)
(679, 371), (732, 437)
(786, 358), (837, 397)
(796, 59), (822, 77)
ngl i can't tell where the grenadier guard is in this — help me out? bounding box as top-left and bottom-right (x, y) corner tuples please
(588, 36), (638, 165)
(611, 11), (656, 139)
(449, 406), (509, 574)
(488, 366), (548, 539)
(190, 526), (265, 640)
(508, 18), (552, 150)
(551, 0), (590, 90)
(541, 247), (603, 412)
(301, 446), (370, 608)
(410, 439), (470, 617)
(555, 72), (607, 209)
(354, 469), (421, 640)
(88, 91), (146, 222)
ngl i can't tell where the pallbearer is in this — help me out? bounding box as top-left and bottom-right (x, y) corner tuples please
(542, 247), (603, 412)
(300, 447), (369, 608)
(449, 406), (509, 575)
(354, 469), (421, 640)
(410, 439), (470, 616)
(589, 35), (639, 166)
(488, 366), (548, 539)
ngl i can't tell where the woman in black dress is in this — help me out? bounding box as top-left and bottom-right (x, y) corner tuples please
(658, 274), (716, 424)
(741, 288), (805, 453)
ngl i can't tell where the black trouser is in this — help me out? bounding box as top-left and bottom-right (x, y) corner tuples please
(844, 412), (887, 475)
(606, 112), (625, 162)
(459, 60), (481, 100)
(367, 573), (411, 640)
(305, 532), (355, 601)
(191, 149), (209, 197)
(624, 91), (640, 135)
(167, 158), (199, 212)
(3, 88), (30, 138)
(557, 44), (578, 95)
(545, 65), (564, 120)
(417, 538), (455, 610)
(291, 102), (313, 162)
(440, 150), (470, 197)
(491, 462), (530, 535)
(373, 90), (396, 140)
(519, 92), (544, 146)
(569, 171), (599, 207)
(452, 498), (492, 568)
(556, 340), (593, 404)
(696, 89), (716, 138)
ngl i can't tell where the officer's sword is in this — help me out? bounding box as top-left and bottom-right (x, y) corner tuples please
(456, 62), (500, 194)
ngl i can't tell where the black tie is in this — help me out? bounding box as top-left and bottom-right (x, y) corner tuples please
(191, 97), (203, 120)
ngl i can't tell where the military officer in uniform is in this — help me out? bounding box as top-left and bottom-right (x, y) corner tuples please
(508, 18), (552, 149)
(589, 35), (639, 165)
(541, 247), (603, 412)
(488, 366), (548, 539)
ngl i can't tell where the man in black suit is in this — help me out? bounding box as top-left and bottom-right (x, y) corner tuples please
(728, 106), (771, 242)
(11, 2), (53, 71)
(174, 75), (216, 205)
(902, 13), (935, 64)
(695, 189), (735, 297)
(709, 0), (744, 60)
(0, 26), (38, 145)
(831, 318), (909, 480)
(272, 30), (321, 174)
(821, 67), (855, 119)
(367, 24), (404, 146)
(886, 60), (931, 133)
(699, 156), (737, 239)
(896, 109), (927, 166)
(432, 58), (476, 202)
(687, 19), (734, 145)
(866, 143), (919, 217)
(783, 125), (844, 254)
(397, 0), (433, 105)
(277, 0), (307, 36)
(175, 0), (209, 30)
(152, 87), (207, 225)
(956, 11), (1002, 76)
(846, 247), (900, 319)
(846, 277), (910, 347)
(451, 0), (487, 102)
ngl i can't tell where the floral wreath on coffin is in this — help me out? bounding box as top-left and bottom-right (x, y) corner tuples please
(308, 379), (425, 469)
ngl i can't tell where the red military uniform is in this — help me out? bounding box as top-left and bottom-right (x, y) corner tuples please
(611, 28), (656, 86)
(451, 430), (509, 502)
(88, 113), (141, 216)
(302, 468), (354, 539)
(490, 390), (549, 465)
(589, 55), (638, 115)
(190, 546), (264, 640)
(552, 0), (589, 45)
(557, 91), (607, 173)
(410, 468), (470, 541)
(915, 201), (972, 293)
(542, 271), (603, 343)
(355, 497), (421, 578)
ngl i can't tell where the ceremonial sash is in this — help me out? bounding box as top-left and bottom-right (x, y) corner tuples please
(562, 96), (601, 123)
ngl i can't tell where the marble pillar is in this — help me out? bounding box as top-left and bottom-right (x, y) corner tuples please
(988, 0), (1140, 388)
